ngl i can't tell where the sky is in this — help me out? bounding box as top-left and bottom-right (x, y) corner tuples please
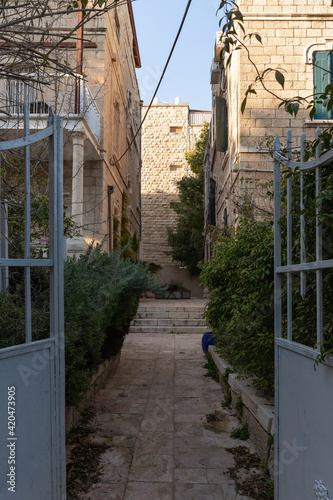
(132, 0), (222, 111)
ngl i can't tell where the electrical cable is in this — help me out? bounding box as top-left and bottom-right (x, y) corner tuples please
(111, 0), (194, 166)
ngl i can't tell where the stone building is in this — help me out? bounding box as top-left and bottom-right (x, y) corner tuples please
(141, 100), (211, 296)
(205, 0), (333, 256)
(0, 1), (142, 255)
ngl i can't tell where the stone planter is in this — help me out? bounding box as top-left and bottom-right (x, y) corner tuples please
(209, 346), (275, 476)
(65, 352), (121, 435)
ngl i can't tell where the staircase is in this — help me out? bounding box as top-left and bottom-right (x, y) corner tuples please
(129, 299), (209, 334)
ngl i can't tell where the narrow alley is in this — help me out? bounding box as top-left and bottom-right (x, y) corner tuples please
(74, 328), (260, 500)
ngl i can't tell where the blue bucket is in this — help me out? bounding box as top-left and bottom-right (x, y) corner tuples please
(202, 332), (216, 354)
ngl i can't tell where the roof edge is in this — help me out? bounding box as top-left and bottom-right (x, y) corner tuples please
(127, 0), (141, 68)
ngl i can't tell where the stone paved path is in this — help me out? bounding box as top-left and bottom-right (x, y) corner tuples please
(79, 333), (255, 500)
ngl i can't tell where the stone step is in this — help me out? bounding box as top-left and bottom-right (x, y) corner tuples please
(136, 311), (205, 320)
(137, 306), (206, 314)
(128, 325), (208, 334)
(131, 318), (207, 327)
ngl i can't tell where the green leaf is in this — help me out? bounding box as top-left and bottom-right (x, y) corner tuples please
(255, 33), (262, 44)
(275, 70), (285, 89)
(241, 97), (247, 114)
(309, 106), (316, 120)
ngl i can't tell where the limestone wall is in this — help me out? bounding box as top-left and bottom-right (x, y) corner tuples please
(141, 104), (205, 266)
(57, 2), (142, 247)
(209, 0), (333, 228)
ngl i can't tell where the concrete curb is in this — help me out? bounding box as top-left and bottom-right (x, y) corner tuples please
(209, 346), (275, 475)
(65, 352), (121, 435)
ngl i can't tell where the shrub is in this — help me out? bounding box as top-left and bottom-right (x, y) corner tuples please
(0, 243), (161, 407)
(200, 217), (275, 393)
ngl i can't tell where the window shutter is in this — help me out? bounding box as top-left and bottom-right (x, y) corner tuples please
(314, 51), (332, 119)
(216, 96), (228, 152)
(208, 178), (216, 226)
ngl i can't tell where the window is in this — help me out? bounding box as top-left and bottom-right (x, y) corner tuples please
(208, 179), (216, 226)
(223, 208), (228, 227)
(313, 51), (333, 119)
(170, 126), (182, 134)
(216, 96), (228, 152)
(169, 165), (182, 171)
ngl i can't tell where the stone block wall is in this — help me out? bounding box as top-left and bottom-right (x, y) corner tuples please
(210, 0), (333, 228)
(55, 2), (142, 249)
(141, 103), (204, 264)
(141, 103), (208, 294)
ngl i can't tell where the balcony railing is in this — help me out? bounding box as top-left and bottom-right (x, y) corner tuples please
(0, 74), (100, 142)
(189, 110), (212, 126)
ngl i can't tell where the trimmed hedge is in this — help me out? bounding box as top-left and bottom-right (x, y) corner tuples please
(0, 243), (161, 406)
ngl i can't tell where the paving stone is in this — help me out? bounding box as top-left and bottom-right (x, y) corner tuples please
(133, 432), (173, 457)
(80, 482), (127, 499)
(124, 482), (173, 500)
(174, 483), (226, 500)
(129, 454), (173, 482)
(75, 329), (258, 500)
(174, 468), (208, 484)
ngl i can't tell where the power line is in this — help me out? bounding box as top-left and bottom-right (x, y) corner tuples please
(111, 0), (194, 166)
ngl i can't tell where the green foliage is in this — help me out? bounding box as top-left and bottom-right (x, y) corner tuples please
(130, 231), (140, 259)
(166, 123), (208, 276)
(167, 280), (186, 292)
(216, 0), (327, 118)
(113, 216), (120, 249)
(235, 397), (244, 420)
(0, 243), (162, 407)
(120, 191), (131, 248)
(221, 367), (233, 407)
(201, 129), (333, 389)
(230, 423), (250, 441)
(200, 217), (275, 393)
(203, 352), (220, 383)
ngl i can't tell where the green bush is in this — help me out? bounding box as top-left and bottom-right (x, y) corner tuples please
(200, 148), (333, 393)
(0, 243), (161, 407)
(200, 218), (275, 393)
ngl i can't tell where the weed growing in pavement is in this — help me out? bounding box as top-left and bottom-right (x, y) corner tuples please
(203, 352), (219, 383)
(230, 423), (250, 441)
(226, 446), (273, 499)
(235, 396), (244, 420)
(221, 368), (234, 407)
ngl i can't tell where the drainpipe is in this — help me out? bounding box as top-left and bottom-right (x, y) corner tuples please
(108, 185), (114, 252)
(75, 0), (84, 114)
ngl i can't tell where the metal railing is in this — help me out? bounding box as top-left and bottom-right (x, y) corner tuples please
(274, 127), (333, 346)
(0, 74), (100, 142)
(189, 110), (212, 126)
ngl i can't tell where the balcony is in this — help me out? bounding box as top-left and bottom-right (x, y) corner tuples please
(0, 74), (100, 143)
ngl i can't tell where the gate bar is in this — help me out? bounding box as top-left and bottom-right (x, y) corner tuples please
(24, 102), (32, 343)
(0, 154), (2, 293)
(287, 129), (293, 341)
(300, 131), (306, 298)
(274, 133), (282, 498)
(315, 128), (323, 345)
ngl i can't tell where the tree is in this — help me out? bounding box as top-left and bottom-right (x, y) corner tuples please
(0, 0), (123, 85)
(216, 0), (332, 118)
(166, 123), (209, 276)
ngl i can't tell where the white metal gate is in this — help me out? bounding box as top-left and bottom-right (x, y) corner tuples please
(0, 105), (66, 499)
(274, 129), (333, 500)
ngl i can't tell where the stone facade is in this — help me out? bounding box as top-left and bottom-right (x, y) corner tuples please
(65, 1), (142, 252)
(206, 0), (333, 247)
(141, 102), (211, 295)
(0, 2), (142, 255)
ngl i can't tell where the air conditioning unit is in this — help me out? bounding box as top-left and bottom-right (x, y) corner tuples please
(210, 62), (222, 85)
